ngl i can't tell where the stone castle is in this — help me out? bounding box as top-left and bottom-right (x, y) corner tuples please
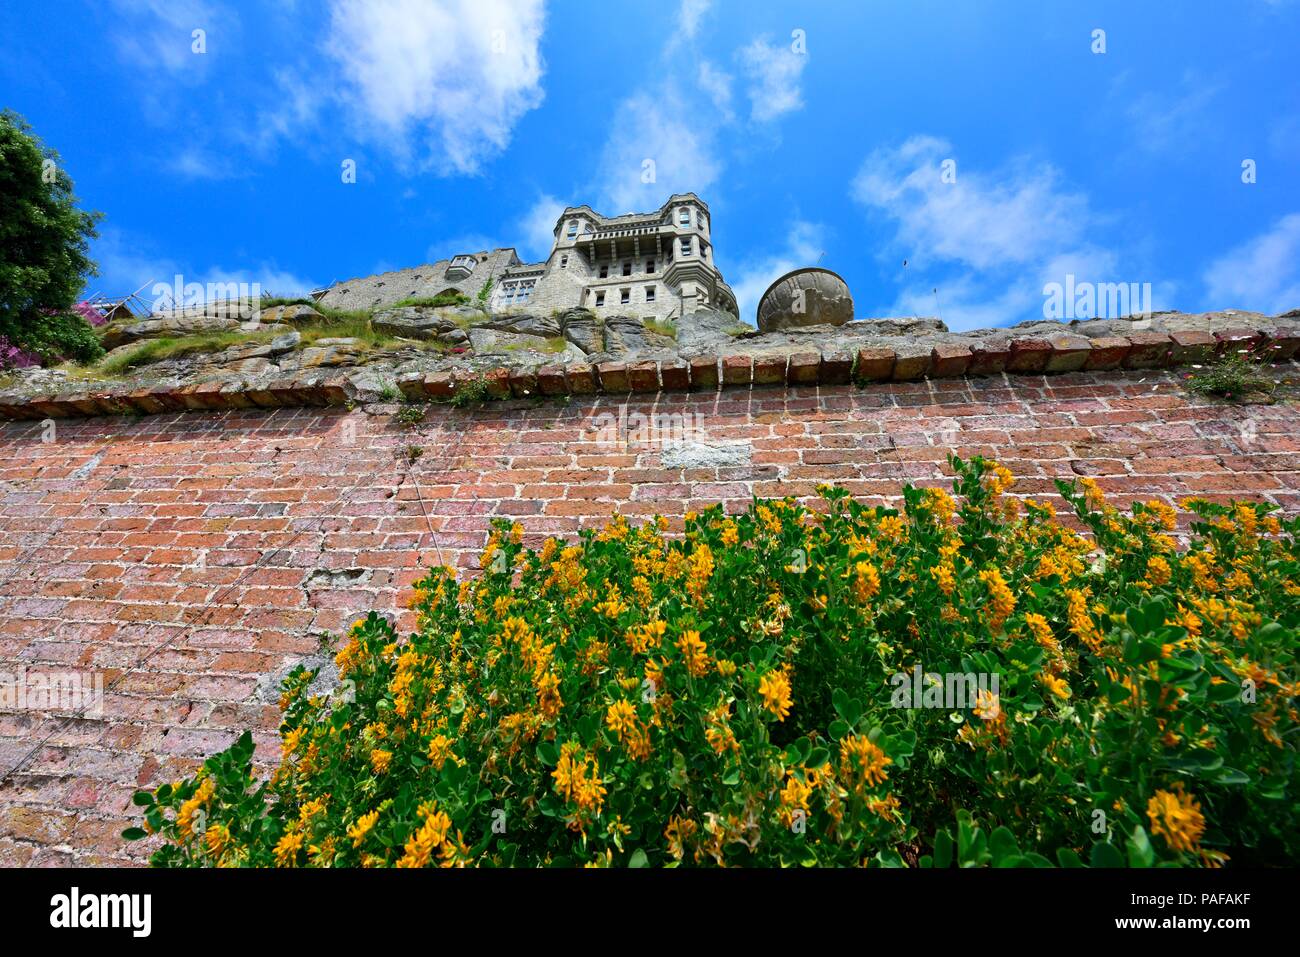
(316, 192), (739, 322)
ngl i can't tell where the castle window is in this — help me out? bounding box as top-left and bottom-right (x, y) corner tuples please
(644, 286), (655, 303)
(595, 291), (605, 306)
(599, 264), (609, 279)
(500, 278), (535, 306)
(680, 238), (692, 256)
(560, 255), (568, 268)
(620, 288), (631, 305)
(645, 258), (655, 273)
(566, 220), (578, 239)
(679, 208), (691, 226)
(622, 261), (632, 277)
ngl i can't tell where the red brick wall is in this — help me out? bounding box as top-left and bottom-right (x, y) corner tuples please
(1, 368), (1296, 864)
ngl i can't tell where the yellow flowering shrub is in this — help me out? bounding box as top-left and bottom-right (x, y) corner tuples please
(127, 457), (1299, 867)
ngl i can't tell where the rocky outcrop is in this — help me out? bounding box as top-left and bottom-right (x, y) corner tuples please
(100, 314), (247, 350)
(372, 305), (474, 346)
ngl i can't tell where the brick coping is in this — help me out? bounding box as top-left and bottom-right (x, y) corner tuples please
(1, 325), (1296, 421)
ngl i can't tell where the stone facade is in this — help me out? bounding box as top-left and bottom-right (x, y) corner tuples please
(315, 193), (738, 323)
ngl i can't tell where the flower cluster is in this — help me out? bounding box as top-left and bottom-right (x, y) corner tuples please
(128, 456), (1299, 867)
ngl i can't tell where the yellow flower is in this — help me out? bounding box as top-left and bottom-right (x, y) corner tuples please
(397, 809), (453, 868)
(1145, 555), (1172, 587)
(779, 773), (813, 828)
(1041, 672), (1071, 700)
(758, 668), (793, 721)
(853, 561), (881, 602)
(605, 699), (638, 736)
(930, 563), (956, 596)
(348, 810), (380, 848)
(274, 828), (305, 867)
(676, 629), (710, 678)
(552, 742), (606, 818)
(839, 734), (892, 790)
(204, 823), (232, 859)
(370, 749), (392, 774)
(978, 568), (1016, 632)
(426, 733), (455, 770)
(1146, 786), (1205, 854)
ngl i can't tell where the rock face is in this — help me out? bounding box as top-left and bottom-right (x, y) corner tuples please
(757, 268), (854, 332)
(372, 305), (476, 345)
(100, 315), (246, 350)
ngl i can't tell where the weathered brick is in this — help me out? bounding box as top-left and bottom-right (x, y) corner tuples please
(567, 365), (598, 394)
(967, 338), (1011, 376)
(1259, 327), (1300, 361)
(722, 354), (752, 386)
(855, 347), (896, 381)
(819, 350), (853, 385)
(483, 368), (512, 399)
(1044, 335), (1092, 373)
(628, 361), (660, 393)
(535, 365), (568, 396)
(690, 356), (719, 390)
(1083, 336), (1131, 370)
(892, 345), (931, 381)
(596, 362), (631, 393)
(1214, 328), (1261, 357)
(660, 360), (690, 391)
(1007, 338), (1053, 373)
(1168, 330), (1218, 365)
(752, 354), (787, 385)
(787, 352), (821, 385)
(423, 371), (456, 398)
(508, 369), (539, 398)
(931, 343), (973, 378)
(1123, 332), (1174, 369)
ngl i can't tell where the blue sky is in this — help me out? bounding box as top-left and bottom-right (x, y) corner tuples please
(4, 0), (1298, 330)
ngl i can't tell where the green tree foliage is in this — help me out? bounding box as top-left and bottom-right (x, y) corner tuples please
(0, 109), (103, 364)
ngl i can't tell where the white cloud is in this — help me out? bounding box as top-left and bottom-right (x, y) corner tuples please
(697, 61), (734, 121)
(739, 36), (807, 123)
(167, 147), (242, 180)
(851, 136), (1131, 330)
(594, 90), (721, 215)
(325, 0), (547, 174)
(518, 193), (568, 260)
(728, 221), (825, 323)
(109, 0), (229, 79)
(852, 136), (1095, 271)
(1121, 73), (1221, 155)
(677, 0), (711, 38)
(1203, 213), (1300, 315)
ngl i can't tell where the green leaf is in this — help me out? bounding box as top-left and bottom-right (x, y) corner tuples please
(1126, 826), (1155, 868)
(1056, 847), (1085, 868)
(832, 687), (851, 721)
(989, 826), (1020, 866)
(933, 830), (953, 869)
(1089, 841), (1125, 868)
(628, 849), (648, 868)
(131, 791), (154, 807)
(121, 827), (148, 841)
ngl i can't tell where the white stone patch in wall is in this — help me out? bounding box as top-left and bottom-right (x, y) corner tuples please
(661, 440), (753, 470)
